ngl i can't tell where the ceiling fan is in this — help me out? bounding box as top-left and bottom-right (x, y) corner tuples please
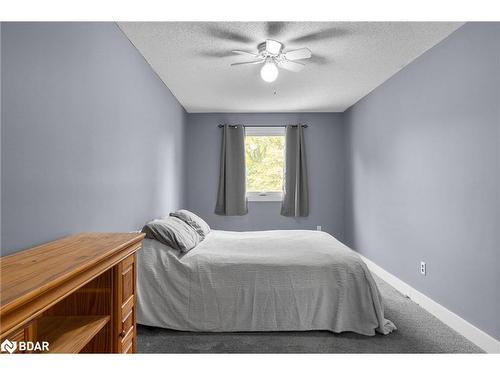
(231, 39), (312, 82)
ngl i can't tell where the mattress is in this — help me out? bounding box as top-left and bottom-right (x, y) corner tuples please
(136, 230), (396, 336)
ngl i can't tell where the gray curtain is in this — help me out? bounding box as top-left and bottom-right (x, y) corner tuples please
(281, 125), (309, 217)
(215, 125), (248, 216)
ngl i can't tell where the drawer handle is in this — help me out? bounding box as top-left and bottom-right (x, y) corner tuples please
(120, 326), (133, 338)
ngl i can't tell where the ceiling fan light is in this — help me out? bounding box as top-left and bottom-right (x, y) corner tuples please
(260, 60), (279, 83)
(265, 39), (282, 55)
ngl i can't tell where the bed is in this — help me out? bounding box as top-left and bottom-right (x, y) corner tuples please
(136, 229), (396, 336)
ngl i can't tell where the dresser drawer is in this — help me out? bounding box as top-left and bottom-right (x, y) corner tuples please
(120, 255), (135, 303)
(120, 297), (134, 339)
(120, 331), (134, 354)
(114, 253), (137, 353)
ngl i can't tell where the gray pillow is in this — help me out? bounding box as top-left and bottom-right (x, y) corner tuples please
(141, 216), (201, 253)
(170, 209), (211, 238)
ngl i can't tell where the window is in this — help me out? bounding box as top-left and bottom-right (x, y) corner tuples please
(245, 127), (285, 202)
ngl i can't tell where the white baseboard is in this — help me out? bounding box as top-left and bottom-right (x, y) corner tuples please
(358, 254), (500, 354)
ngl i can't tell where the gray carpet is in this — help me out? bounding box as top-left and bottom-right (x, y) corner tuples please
(137, 276), (483, 353)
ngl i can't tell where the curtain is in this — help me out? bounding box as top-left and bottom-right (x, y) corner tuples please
(281, 125), (309, 217)
(215, 125), (248, 216)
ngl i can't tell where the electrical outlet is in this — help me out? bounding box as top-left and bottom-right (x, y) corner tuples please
(316, 225), (322, 231)
(420, 261), (426, 276)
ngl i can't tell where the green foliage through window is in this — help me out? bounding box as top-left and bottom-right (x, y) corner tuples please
(245, 135), (285, 192)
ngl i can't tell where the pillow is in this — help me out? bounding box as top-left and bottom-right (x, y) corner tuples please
(170, 209), (210, 238)
(141, 216), (201, 253)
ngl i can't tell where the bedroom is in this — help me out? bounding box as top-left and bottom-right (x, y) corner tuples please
(0, 1), (499, 373)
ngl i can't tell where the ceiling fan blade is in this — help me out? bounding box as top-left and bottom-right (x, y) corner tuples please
(266, 22), (287, 38)
(265, 39), (283, 55)
(207, 27), (254, 44)
(309, 53), (330, 65)
(278, 60), (305, 72)
(232, 50), (260, 58)
(288, 27), (349, 44)
(197, 50), (235, 58)
(231, 60), (265, 66)
(284, 48), (312, 61)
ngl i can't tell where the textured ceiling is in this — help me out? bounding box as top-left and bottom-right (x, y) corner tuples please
(118, 22), (463, 113)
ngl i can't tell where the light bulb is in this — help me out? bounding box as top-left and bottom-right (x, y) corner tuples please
(260, 60), (279, 83)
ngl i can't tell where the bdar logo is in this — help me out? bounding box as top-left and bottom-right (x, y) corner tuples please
(1, 339), (17, 354)
(1, 339), (49, 353)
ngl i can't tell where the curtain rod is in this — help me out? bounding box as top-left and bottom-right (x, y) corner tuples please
(218, 124), (308, 128)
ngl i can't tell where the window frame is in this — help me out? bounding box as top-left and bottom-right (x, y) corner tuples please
(246, 191), (283, 202)
(244, 126), (285, 202)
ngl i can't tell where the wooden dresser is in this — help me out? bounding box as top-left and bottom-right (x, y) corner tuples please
(0, 233), (145, 354)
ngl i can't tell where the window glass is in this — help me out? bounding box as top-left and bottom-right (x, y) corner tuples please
(245, 133), (285, 193)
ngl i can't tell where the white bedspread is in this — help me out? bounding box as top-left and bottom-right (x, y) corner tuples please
(137, 230), (396, 336)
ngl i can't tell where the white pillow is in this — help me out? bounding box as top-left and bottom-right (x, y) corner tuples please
(142, 216), (201, 253)
(170, 209), (211, 238)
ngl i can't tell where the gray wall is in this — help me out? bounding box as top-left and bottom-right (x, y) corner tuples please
(185, 113), (346, 240)
(1, 22), (187, 255)
(344, 23), (500, 339)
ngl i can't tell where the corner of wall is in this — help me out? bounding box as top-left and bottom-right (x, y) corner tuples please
(181, 109), (189, 209)
(341, 108), (354, 249)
